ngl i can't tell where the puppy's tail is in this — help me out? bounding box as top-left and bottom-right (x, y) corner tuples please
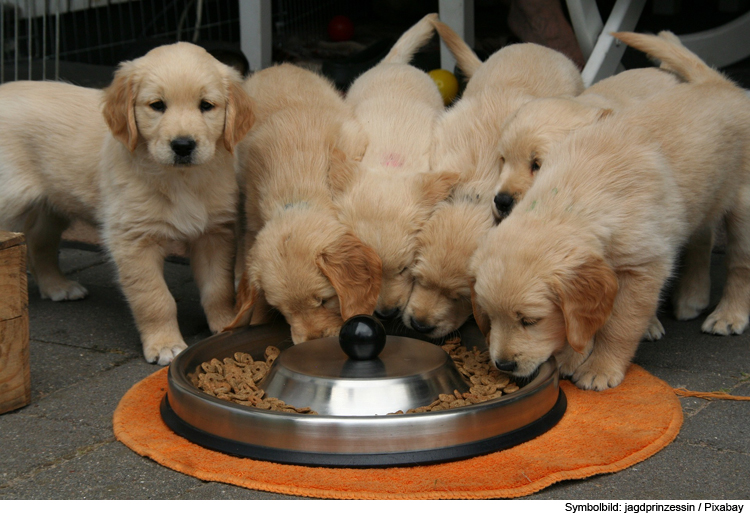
(431, 17), (482, 78)
(612, 31), (731, 87)
(381, 13), (438, 65)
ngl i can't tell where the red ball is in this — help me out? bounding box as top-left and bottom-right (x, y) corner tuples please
(328, 15), (354, 42)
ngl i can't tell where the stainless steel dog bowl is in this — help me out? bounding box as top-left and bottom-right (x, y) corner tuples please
(161, 316), (565, 467)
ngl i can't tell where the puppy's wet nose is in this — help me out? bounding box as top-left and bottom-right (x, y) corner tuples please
(171, 137), (196, 158)
(410, 317), (435, 334)
(494, 359), (517, 372)
(494, 192), (515, 217)
(375, 307), (400, 320)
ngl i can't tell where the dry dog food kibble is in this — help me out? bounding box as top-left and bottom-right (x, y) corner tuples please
(190, 339), (518, 414)
(189, 346), (318, 414)
(399, 338), (518, 414)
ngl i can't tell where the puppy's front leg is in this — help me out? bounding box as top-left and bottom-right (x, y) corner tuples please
(572, 266), (668, 390)
(110, 236), (186, 365)
(190, 223), (237, 333)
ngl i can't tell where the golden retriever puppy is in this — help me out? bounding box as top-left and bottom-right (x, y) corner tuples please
(0, 42), (254, 365)
(471, 31), (750, 390)
(228, 64), (382, 344)
(492, 67), (680, 220)
(333, 14), (459, 319)
(402, 19), (583, 338)
(489, 48), (682, 340)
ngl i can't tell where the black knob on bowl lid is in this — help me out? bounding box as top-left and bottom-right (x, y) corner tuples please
(339, 315), (387, 361)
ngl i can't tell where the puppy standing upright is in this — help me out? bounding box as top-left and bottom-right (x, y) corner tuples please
(471, 32), (750, 390)
(229, 64), (382, 344)
(333, 14), (459, 319)
(402, 18), (584, 338)
(0, 43), (254, 365)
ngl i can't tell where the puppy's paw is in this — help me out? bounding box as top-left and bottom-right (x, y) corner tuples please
(206, 307), (237, 334)
(143, 339), (188, 365)
(556, 347), (588, 378)
(673, 296), (708, 321)
(642, 315), (665, 341)
(40, 280), (89, 301)
(701, 308), (749, 336)
(571, 363), (626, 391)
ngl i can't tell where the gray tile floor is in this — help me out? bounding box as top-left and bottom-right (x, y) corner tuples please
(0, 246), (748, 499)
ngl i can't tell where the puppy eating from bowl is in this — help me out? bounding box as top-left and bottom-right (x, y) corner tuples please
(471, 31), (750, 390)
(227, 64), (382, 344)
(402, 17), (583, 339)
(332, 14), (459, 320)
(0, 42), (255, 364)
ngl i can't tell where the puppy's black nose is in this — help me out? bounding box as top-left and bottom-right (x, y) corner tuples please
(494, 192), (515, 217)
(494, 360), (517, 372)
(171, 137), (196, 158)
(375, 307), (399, 320)
(410, 317), (435, 334)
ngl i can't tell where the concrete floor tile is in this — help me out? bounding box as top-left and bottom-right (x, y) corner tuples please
(0, 414), (112, 483)
(529, 442), (750, 500)
(0, 442), (200, 499)
(28, 340), (131, 403)
(18, 359), (163, 431)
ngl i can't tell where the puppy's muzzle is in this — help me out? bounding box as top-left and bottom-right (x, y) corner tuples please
(171, 136), (197, 165)
(375, 307), (400, 320)
(493, 192), (515, 219)
(409, 317), (435, 335)
(494, 359), (517, 373)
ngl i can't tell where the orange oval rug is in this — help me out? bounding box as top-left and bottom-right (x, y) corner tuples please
(113, 364), (682, 499)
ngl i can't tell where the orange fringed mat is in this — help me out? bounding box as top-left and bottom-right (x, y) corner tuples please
(113, 365), (682, 499)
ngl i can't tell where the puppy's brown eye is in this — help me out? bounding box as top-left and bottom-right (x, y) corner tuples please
(531, 159), (541, 173)
(521, 318), (538, 327)
(149, 100), (166, 112)
(200, 100), (215, 112)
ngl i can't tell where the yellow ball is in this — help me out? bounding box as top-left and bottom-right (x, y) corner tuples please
(429, 69), (459, 105)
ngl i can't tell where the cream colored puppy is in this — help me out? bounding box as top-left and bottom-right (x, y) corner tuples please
(333, 14), (459, 319)
(402, 19), (583, 338)
(228, 64), (382, 344)
(492, 67), (680, 219)
(0, 42), (254, 365)
(489, 49), (680, 340)
(471, 32), (750, 390)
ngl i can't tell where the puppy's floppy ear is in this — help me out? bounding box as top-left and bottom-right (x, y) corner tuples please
(102, 61), (138, 152)
(328, 147), (359, 195)
(416, 170), (461, 207)
(316, 232), (382, 320)
(552, 255), (618, 353)
(224, 80), (255, 153)
(470, 279), (491, 339)
(223, 272), (261, 330)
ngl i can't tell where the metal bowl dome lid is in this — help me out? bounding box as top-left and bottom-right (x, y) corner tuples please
(258, 315), (470, 416)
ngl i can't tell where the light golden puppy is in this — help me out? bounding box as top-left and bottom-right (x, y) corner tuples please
(333, 14), (459, 319)
(492, 67), (680, 220)
(489, 46), (681, 341)
(0, 42), (254, 365)
(402, 18), (583, 338)
(228, 64), (382, 344)
(471, 32), (750, 390)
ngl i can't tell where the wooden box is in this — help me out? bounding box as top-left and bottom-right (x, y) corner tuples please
(0, 231), (30, 414)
